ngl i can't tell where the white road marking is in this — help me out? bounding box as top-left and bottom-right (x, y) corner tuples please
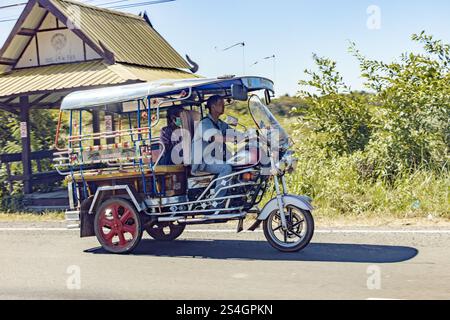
(0, 228), (72, 231)
(186, 229), (450, 234)
(0, 227), (449, 234)
(367, 298), (404, 300)
(314, 229), (450, 234)
(231, 273), (248, 279)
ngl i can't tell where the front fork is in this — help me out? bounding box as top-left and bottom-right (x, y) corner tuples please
(274, 175), (289, 230)
(271, 157), (289, 230)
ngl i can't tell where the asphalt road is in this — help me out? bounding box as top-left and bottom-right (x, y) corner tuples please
(0, 222), (449, 300)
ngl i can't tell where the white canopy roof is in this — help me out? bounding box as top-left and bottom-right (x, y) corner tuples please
(61, 76), (274, 111)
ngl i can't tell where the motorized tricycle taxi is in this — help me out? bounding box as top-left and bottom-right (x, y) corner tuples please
(54, 76), (315, 254)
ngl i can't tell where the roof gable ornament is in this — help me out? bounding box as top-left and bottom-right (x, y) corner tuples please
(139, 11), (153, 28)
(186, 55), (199, 74)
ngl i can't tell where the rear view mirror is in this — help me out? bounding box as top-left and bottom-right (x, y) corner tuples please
(264, 89), (272, 105)
(231, 84), (249, 101)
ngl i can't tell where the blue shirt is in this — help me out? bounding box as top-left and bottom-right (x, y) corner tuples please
(192, 114), (231, 172)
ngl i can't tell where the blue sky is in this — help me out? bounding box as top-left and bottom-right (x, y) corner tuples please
(1, 0), (449, 96)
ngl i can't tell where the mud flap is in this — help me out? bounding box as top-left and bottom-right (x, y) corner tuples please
(80, 197), (95, 238)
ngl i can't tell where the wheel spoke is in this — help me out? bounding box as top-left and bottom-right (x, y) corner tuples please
(110, 205), (120, 221)
(117, 231), (127, 246)
(291, 220), (305, 229)
(288, 229), (303, 239)
(122, 224), (136, 235)
(103, 230), (116, 242)
(272, 224), (282, 232)
(120, 209), (133, 224)
(100, 217), (114, 228)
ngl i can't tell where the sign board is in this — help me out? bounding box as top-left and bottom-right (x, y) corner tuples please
(105, 115), (113, 132)
(37, 29), (85, 66)
(20, 122), (28, 138)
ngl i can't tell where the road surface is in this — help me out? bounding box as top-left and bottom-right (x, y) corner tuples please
(0, 221), (449, 300)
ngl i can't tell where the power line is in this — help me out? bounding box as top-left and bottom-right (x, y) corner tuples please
(108, 0), (175, 9)
(90, 0), (130, 7)
(0, 17), (18, 23)
(0, 3), (27, 10)
(0, 0), (175, 23)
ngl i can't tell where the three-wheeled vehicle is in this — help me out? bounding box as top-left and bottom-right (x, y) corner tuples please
(54, 76), (315, 254)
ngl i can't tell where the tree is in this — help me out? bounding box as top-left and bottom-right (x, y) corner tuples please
(298, 54), (372, 156)
(350, 32), (449, 178)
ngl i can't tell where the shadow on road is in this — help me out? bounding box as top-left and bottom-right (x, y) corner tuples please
(86, 239), (418, 263)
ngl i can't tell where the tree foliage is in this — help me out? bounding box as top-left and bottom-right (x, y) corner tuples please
(298, 32), (449, 181)
(298, 54), (373, 156)
(0, 109), (60, 199)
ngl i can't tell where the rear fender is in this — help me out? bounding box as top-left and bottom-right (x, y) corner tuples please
(80, 196), (95, 238)
(257, 195), (313, 221)
(88, 185), (143, 215)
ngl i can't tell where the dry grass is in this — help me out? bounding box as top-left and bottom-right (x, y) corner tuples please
(0, 212), (64, 222)
(313, 215), (450, 228)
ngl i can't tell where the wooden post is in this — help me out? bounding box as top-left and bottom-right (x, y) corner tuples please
(20, 96), (32, 194)
(5, 162), (13, 194)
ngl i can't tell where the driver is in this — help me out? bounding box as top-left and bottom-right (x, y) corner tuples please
(192, 95), (245, 200)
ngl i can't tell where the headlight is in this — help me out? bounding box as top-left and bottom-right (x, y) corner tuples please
(276, 151), (298, 173)
(276, 159), (288, 172)
(289, 156), (298, 173)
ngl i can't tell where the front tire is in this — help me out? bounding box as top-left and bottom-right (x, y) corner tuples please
(94, 198), (143, 254)
(263, 206), (314, 253)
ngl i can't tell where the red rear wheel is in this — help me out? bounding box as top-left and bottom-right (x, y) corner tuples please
(94, 198), (142, 254)
(145, 222), (186, 241)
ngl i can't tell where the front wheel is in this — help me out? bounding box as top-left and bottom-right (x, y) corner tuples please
(263, 205), (314, 253)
